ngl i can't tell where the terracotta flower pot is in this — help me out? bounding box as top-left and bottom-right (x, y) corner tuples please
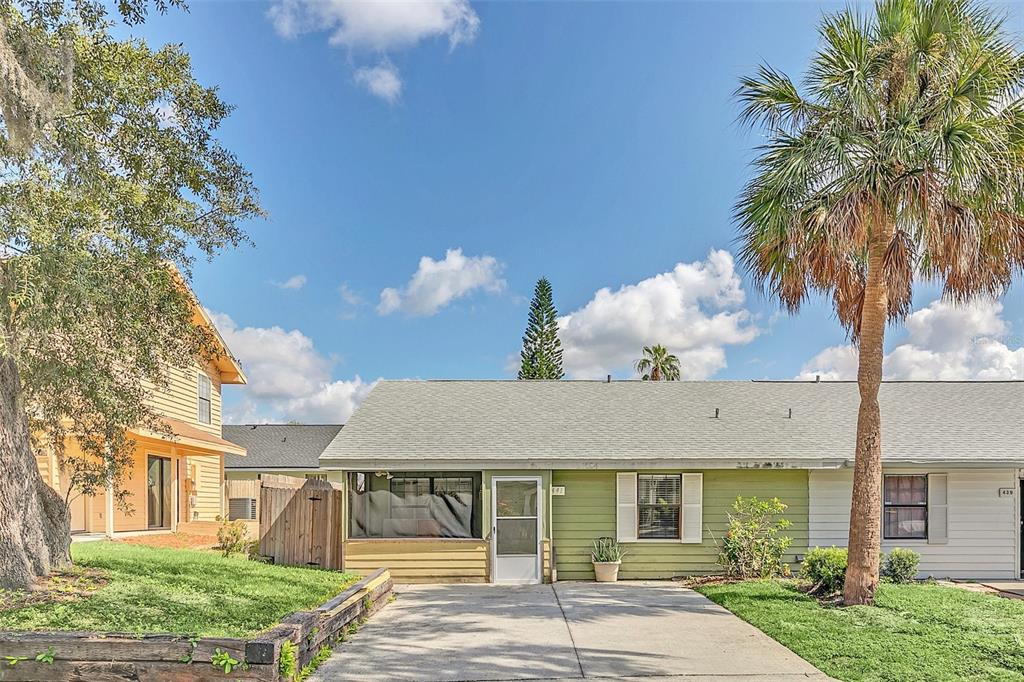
(593, 561), (621, 582)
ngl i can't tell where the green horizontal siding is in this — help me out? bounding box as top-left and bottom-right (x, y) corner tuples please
(551, 469), (808, 580)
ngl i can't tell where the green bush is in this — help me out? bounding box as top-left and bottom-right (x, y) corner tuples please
(882, 548), (920, 584)
(801, 546), (847, 595)
(717, 496), (793, 579)
(215, 516), (250, 557)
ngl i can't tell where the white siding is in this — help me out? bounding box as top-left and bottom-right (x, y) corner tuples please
(809, 468), (1018, 580)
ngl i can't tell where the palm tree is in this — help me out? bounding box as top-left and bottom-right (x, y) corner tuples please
(634, 345), (681, 381)
(735, 0), (1024, 605)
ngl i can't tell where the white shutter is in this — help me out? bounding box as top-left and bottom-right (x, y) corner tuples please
(928, 473), (948, 545)
(681, 473), (703, 544)
(616, 472), (638, 542)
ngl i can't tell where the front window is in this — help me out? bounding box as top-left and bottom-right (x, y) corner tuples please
(197, 373), (212, 424)
(883, 475), (927, 539)
(348, 471), (482, 539)
(638, 474), (681, 539)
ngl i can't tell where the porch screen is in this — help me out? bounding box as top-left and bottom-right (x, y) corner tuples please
(348, 471), (482, 539)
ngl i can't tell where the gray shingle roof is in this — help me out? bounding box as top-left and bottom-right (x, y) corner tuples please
(320, 380), (1024, 467)
(224, 424), (342, 470)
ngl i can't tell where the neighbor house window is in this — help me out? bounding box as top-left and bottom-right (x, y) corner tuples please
(638, 474), (681, 539)
(883, 475), (927, 539)
(197, 373), (212, 424)
(348, 471), (482, 539)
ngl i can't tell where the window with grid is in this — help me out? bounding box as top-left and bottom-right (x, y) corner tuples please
(638, 474), (681, 539)
(883, 474), (928, 539)
(197, 373), (212, 424)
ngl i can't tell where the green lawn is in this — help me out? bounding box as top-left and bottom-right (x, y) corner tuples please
(0, 542), (359, 637)
(697, 580), (1024, 682)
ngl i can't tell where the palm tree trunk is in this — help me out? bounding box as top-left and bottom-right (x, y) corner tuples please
(842, 224), (890, 606)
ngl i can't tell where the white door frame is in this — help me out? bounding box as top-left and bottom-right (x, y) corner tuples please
(490, 475), (543, 585)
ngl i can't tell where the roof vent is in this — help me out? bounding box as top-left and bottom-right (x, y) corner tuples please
(788, 408), (793, 419)
(714, 408), (720, 419)
(606, 374), (611, 383)
(815, 374), (820, 383)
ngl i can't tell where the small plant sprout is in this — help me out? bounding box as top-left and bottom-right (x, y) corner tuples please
(4, 656), (28, 666)
(211, 648), (240, 674)
(35, 648), (56, 664)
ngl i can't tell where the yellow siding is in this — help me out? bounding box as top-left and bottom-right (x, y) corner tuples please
(141, 360), (223, 435)
(344, 539), (489, 583)
(185, 453), (223, 521)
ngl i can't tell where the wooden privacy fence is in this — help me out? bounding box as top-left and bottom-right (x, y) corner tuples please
(258, 474), (344, 570)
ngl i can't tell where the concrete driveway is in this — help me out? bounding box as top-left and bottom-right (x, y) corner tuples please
(310, 582), (832, 681)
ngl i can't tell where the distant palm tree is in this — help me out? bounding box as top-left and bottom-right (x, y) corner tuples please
(634, 345), (681, 381)
(735, 0), (1024, 605)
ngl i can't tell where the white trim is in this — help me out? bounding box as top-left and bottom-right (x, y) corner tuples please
(490, 476), (543, 585)
(1017, 471), (1023, 579)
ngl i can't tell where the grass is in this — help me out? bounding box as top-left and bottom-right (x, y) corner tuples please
(697, 580), (1024, 682)
(0, 542), (359, 638)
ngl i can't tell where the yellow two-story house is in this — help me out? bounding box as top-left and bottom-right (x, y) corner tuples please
(36, 298), (247, 536)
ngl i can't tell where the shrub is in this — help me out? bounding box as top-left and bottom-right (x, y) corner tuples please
(591, 537), (625, 563)
(717, 496), (793, 579)
(279, 640), (298, 680)
(801, 546), (847, 595)
(215, 515), (249, 557)
(883, 548), (920, 584)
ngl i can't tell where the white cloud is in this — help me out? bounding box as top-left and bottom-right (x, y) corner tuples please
(339, 283), (363, 306)
(377, 248), (505, 316)
(276, 274), (308, 290)
(354, 61), (402, 102)
(558, 250), (759, 379)
(267, 0), (479, 102)
(209, 311), (377, 423)
(796, 298), (1024, 380)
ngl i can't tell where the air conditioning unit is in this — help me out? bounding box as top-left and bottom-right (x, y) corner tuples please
(228, 497), (257, 521)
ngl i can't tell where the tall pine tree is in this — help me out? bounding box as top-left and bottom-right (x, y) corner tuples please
(518, 278), (564, 380)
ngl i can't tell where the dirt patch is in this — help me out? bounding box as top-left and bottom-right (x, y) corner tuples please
(0, 567), (108, 611)
(118, 531), (218, 550)
(672, 574), (742, 589)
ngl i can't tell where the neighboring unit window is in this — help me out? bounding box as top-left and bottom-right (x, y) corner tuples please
(883, 474), (927, 539)
(305, 473), (327, 481)
(197, 373), (212, 424)
(348, 471), (482, 539)
(637, 474), (681, 540)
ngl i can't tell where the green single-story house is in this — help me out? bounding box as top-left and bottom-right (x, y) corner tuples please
(315, 379), (1024, 585)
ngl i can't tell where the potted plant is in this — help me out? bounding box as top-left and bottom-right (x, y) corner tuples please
(591, 536), (625, 582)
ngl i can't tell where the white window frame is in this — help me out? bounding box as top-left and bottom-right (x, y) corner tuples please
(197, 372), (212, 425)
(636, 473), (683, 542)
(617, 472), (703, 544)
(882, 473), (929, 541)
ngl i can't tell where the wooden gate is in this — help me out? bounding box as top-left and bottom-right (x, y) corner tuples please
(258, 474), (344, 570)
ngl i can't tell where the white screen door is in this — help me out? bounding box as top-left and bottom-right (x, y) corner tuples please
(492, 477), (542, 584)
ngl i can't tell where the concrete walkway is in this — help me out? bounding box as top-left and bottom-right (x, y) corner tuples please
(310, 582), (832, 681)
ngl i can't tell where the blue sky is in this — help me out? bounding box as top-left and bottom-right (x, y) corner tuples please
(127, 1), (1024, 423)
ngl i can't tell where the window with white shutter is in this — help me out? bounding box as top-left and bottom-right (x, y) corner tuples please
(681, 473), (703, 543)
(616, 472), (638, 542)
